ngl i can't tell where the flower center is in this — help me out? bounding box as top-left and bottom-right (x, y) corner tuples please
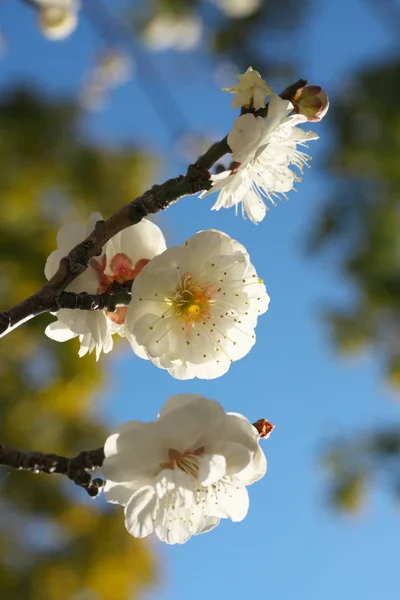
(161, 446), (205, 479)
(90, 254), (150, 325)
(168, 274), (212, 323)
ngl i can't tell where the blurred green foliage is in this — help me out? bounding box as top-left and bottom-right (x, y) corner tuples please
(0, 87), (155, 599)
(310, 59), (400, 512)
(310, 61), (400, 385)
(323, 428), (400, 514)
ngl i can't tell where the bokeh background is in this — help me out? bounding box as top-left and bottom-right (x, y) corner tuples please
(1, 0), (399, 599)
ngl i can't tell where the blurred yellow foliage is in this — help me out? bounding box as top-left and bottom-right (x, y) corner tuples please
(0, 87), (156, 599)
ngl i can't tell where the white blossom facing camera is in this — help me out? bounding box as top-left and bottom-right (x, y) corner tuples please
(37, 0), (80, 40)
(125, 229), (269, 380)
(45, 213), (166, 360)
(223, 66), (273, 110)
(102, 394), (271, 545)
(201, 93), (319, 223)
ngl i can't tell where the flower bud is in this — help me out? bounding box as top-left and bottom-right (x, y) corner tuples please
(292, 86), (329, 122)
(253, 419), (275, 439)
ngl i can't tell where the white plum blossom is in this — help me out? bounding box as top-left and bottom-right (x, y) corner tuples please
(143, 12), (203, 52)
(210, 0), (262, 19)
(125, 229), (269, 380)
(37, 0), (80, 40)
(223, 66), (272, 109)
(201, 93), (319, 224)
(45, 213), (166, 360)
(102, 394), (269, 545)
(80, 50), (134, 112)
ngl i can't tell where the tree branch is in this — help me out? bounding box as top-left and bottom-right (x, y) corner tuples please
(55, 287), (132, 313)
(0, 419), (273, 497)
(0, 79), (306, 339)
(0, 444), (105, 497)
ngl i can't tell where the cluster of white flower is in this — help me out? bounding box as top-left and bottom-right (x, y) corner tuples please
(46, 217), (269, 378)
(43, 68), (326, 544)
(201, 67), (320, 223)
(45, 213), (167, 360)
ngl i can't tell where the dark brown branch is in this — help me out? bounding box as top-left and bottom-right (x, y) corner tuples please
(0, 286), (133, 333)
(0, 444), (105, 497)
(0, 419), (273, 496)
(55, 288), (132, 312)
(0, 80), (306, 339)
(0, 175), (194, 337)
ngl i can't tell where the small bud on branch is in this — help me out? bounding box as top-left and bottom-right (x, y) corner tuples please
(292, 85), (329, 122)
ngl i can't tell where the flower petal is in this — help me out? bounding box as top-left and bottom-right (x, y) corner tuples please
(158, 394), (206, 419)
(160, 397), (226, 452)
(103, 480), (136, 506)
(198, 453), (227, 486)
(56, 222), (86, 252)
(44, 249), (64, 281)
(119, 218), (167, 260)
(102, 420), (162, 484)
(210, 441), (252, 476)
(124, 486), (157, 538)
(45, 320), (77, 342)
(208, 479), (249, 522)
(154, 512), (193, 545)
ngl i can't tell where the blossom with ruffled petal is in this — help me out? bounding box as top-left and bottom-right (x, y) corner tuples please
(102, 394), (269, 545)
(45, 213), (166, 360)
(125, 229), (269, 379)
(223, 66), (273, 109)
(201, 94), (319, 223)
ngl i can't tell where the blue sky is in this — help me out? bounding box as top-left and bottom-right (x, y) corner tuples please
(1, 1), (399, 599)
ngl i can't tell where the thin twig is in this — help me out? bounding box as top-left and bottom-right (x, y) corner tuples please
(0, 444), (105, 497)
(0, 79), (306, 339)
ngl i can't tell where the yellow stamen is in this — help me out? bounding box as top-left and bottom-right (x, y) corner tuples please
(167, 274), (212, 324)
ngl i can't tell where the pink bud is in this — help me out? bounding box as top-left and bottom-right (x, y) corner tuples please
(110, 253), (135, 282)
(292, 85), (329, 122)
(132, 258), (151, 277)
